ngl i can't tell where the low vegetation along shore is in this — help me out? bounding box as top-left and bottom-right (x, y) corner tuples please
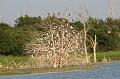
(91, 51), (120, 61)
(0, 65), (95, 76)
(0, 51), (119, 76)
(0, 56), (95, 76)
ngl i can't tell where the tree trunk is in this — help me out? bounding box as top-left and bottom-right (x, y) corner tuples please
(83, 24), (89, 63)
(93, 35), (97, 63)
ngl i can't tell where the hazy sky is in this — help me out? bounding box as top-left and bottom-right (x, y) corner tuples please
(0, 0), (120, 24)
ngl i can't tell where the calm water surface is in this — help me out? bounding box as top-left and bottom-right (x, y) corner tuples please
(0, 61), (120, 79)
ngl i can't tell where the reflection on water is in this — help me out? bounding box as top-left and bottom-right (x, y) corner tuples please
(0, 61), (120, 79)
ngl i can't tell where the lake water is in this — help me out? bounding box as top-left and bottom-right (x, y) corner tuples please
(0, 61), (120, 79)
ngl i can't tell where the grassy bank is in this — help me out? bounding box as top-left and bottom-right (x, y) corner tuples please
(0, 65), (95, 76)
(0, 51), (120, 65)
(0, 51), (120, 76)
(91, 51), (120, 62)
(0, 55), (96, 76)
(0, 55), (29, 65)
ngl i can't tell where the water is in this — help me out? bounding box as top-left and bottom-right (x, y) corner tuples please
(0, 62), (120, 79)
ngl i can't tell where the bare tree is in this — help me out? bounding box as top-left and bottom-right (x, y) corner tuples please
(25, 16), (85, 68)
(88, 35), (97, 63)
(93, 35), (97, 63)
(79, 12), (90, 63)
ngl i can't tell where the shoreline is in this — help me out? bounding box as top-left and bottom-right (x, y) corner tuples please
(0, 64), (96, 76)
(0, 62), (112, 77)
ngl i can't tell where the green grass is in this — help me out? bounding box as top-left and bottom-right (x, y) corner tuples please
(0, 51), (120, 65)
(0, 55), (29, 65)
(91, 51), (120, 62)
(0, 55), (96, 76)
(0, 51), (120, 76)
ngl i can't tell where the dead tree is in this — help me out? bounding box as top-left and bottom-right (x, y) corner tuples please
(88, 35), (97, 63)
(79, 12), (89, 63)
(93, 35), (97, 63)
(25, 16), (85, 68)
(79, 6), (93, 63)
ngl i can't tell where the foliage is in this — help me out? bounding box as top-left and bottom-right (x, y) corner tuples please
(15, 15), (46, 32)
(0, 23), (16, 55)
(73, 17), (120, 51)
(0, 15), (120, 56)
(0, 22), (31, 56)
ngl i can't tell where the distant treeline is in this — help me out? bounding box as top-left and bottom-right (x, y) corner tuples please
(0, 15), (120, 56)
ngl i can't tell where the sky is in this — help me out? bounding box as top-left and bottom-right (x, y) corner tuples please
(0, 0), (120, 24)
